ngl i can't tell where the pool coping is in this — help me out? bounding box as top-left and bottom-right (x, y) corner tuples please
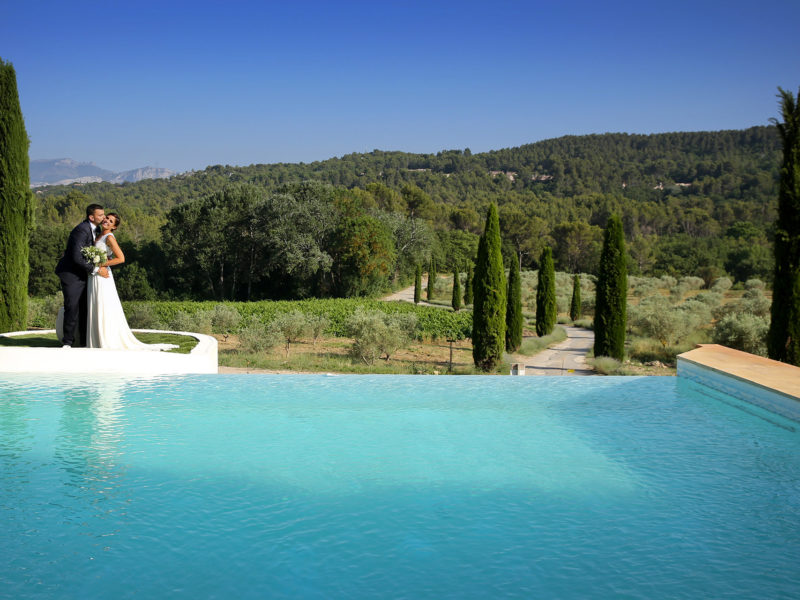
(677, 344), (800, 422)
(0, 329), (218, 374)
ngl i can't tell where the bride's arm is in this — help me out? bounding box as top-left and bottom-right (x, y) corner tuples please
(102, 234), (126, 268)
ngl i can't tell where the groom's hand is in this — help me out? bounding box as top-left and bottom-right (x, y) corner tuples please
(98, 267), (110, 278)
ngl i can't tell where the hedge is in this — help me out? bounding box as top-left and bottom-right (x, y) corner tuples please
(122, 298), (472, 340)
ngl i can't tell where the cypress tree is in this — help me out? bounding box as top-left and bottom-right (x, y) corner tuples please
(767, 87), (800, 365)
(570, 274), (582, 322)
(0, 59), (33, 333)
(594, 214), (627, 359)
(472, 203), (506, 371)
(506, 254), (522, 351)
(427, 256), (436, 301)
(414, 264), (421, 304)
(463, 261), (473, 305)
(535, 246), (557, 336)
(452, 267), (462, 311)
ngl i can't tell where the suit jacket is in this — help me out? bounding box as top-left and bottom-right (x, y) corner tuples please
(55, 220), (97, 279)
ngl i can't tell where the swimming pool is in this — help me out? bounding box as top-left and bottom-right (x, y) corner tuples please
(2, 374), (799, 599)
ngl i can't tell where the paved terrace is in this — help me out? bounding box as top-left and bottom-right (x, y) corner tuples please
(0, 330), (218, 375)
(678, 344), (800, 400)
(677, 344), (800, 422)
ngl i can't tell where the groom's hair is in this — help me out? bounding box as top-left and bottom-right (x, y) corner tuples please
(86, 203), (103, 218)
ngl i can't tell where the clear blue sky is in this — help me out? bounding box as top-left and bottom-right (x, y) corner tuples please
(2, 0), (799, 173)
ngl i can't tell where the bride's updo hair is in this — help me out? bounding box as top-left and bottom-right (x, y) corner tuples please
(107, 212), (121, 231)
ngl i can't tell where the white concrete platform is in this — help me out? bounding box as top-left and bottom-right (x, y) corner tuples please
(0, 329), (218, 374)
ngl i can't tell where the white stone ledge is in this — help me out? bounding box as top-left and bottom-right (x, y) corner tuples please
(0, 329), (218, 374)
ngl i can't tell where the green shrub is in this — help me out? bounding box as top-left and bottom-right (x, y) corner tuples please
(26, 299), (46, 329)
(345, 308), (418, 364)
(590, 356), (623, 375)
(628, 337), (674, 364)
(678, 300), (712, 327)
(270, 310), (311, 356)
(574, 317), (593, 329)
(580, 294), (595, 316)
(632, 281), (658, 297)
(745, 278), (766, 290)
(126, 303), (166, 330)
(630, 296), (705, 348)
(27, 293), (63, 329)
(713, 288), (770, 320)
(238, 322), (281, 353)
(306, 313), (331, 347)
(518, 325), (567, 356)
(713, 313), (769, 356)
(711, 277), (732, 292)
(556, 293), (571, 314)
(693, 291), (723, 307)
(680, 276), (705, 290)
(169, 310), (213, 334)
(659, 275), (677, 288)
(670, 282), (690, 303)
(210, 304), (242, 336)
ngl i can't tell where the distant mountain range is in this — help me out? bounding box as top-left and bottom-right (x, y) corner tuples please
(29, 158), (176, 187)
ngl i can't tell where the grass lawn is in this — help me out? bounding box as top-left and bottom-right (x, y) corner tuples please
(218, 335), (501, 374)
(0, 332), (198, 354)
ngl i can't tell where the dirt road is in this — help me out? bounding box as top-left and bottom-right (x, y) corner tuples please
(381, 277), (438, 306)
(516, 326), (594, 375)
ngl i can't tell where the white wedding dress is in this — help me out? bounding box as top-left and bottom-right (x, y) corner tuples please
(86, 233), (177, 351)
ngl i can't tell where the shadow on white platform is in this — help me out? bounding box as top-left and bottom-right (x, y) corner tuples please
(0, 329), (218, 374)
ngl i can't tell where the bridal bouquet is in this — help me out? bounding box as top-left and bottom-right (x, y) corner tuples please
(81, 246), (107, 267)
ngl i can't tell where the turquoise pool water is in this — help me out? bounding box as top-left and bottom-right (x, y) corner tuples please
(1, 374), (799, 599)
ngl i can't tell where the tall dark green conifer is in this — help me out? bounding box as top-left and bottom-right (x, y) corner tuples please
(427, 257), (436, 301)
(594, 215), (627, 359)
(570, 274), (582, 322)
(452, 267), (462, 311)
(472, 203), (506, 371)
(464, 261), (473, 305)
(535, 247), (557, 336)
(768, 87), (800, 365)
(0, 59), (33, 333)
(506, 255), (522, 351)
(414, 264), (421, 304)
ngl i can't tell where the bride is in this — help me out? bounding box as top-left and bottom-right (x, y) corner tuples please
(86, 213), (177, 351)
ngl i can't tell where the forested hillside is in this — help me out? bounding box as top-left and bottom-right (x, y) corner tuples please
(30, 126), (780, 300)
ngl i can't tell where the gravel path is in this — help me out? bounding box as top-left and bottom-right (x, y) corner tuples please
(515, 326), (595, 375)
(381, 278), (439, 307)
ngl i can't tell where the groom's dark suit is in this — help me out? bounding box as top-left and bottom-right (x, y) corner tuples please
(55, 219), (97, 346)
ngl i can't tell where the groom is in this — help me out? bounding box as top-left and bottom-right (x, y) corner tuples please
(55, 203), (109, 347)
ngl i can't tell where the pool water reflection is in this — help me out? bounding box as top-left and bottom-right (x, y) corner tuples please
(1, 374), (799, 599)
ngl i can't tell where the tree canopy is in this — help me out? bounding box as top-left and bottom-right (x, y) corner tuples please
(29, 126), (781, 299)
(0, 58), (33, 331)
